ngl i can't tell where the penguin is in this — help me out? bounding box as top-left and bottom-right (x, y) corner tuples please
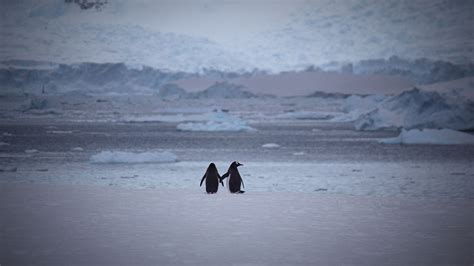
(200, 163), (224, 194)
(220, 161), (245, 193)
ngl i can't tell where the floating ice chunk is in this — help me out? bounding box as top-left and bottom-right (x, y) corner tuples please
(2, 132), (13, 136)
(90, 151), (178, 164)
(262, 143), (280, 148)
(293, 152), (305, 156)
(25, 149), (38, 153)
(379, 128), (474, 145)
(71, 147), (84, 151)
(0, 142), (10, 146)
(47, 130), (74, 134)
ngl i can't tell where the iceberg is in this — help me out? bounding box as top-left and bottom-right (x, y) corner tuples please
(339, 88), (474, 131)
(379, 128), (474, 145)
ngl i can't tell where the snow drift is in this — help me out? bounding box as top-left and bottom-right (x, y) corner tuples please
(340, 88), (474, 131)
(379, 128), (474, 145)
(90, 151), (178, 164)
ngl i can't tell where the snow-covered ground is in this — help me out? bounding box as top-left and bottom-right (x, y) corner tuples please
(1, 183), (472, 265)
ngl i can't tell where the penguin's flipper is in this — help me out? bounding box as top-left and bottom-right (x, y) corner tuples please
(241, 178), (245, 189)
(218, 174), (224, 186)
(221, 171), (229, 180)
(200, 174), (206, 187)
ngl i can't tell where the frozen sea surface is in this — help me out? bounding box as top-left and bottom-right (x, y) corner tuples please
(1, 183), (472, 265)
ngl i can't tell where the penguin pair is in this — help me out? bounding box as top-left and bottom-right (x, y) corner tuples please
(200, 161), (245, 194)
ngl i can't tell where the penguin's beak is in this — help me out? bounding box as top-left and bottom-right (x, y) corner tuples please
(238, 162), (243, 166)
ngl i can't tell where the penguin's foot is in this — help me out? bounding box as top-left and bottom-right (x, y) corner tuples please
(237, 190), (245, 194)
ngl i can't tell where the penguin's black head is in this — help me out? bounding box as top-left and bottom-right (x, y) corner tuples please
(208, 163), (217, 170)
(231, 161), (243, 167)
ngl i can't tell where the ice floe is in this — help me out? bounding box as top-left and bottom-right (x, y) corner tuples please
(262, 143), (280, 148)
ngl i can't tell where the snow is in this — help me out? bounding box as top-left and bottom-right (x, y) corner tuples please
(262, 143), (280, 148)
(1, 183), (472, 265)
(90, 151), (178, 164)
(2, 160), (472, 199)
(379, 128), (474, 145)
